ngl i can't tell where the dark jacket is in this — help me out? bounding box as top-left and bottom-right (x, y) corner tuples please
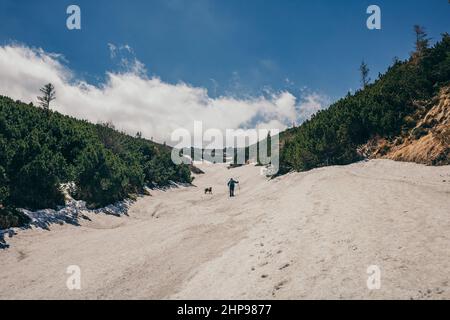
(227, 179), (239, 189)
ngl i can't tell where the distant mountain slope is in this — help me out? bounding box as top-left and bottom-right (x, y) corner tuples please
(0, 96), (192, 228)
(279, 34), (450, 174)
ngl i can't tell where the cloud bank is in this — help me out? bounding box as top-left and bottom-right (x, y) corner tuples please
(0, 44), (330, 145)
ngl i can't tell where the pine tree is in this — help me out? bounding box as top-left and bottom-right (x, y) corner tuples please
(37, 83), (56, 110)
(413, 25), (430, 57)
(359, 61), (370, 89)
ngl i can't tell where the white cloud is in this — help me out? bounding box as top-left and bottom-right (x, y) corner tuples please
(297, 92), (331, 122)
(0, 44), (330, 146)
(107, 43), (117, 58)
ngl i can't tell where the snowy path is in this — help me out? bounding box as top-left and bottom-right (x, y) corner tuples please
(0, 160), (449, 299)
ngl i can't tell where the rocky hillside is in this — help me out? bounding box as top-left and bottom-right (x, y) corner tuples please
(360, 86), (449, 165)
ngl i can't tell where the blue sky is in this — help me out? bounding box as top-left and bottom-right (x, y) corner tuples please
(1, 0), (448, 101)
(0, 1), (448, 144)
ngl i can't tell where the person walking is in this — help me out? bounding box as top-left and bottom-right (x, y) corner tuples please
(227, 178), (239, 197)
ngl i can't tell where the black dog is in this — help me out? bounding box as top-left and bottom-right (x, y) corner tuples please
(204, 187), (213, 195)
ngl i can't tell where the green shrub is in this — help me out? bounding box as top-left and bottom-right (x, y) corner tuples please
(412, 127), (428, 139)
(0, 95), (192, 211)
(0, 166), (8, 206)
(75, 145), (137, 208)
(8, 147), (67, 210)
(0, 207), (31, 230)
